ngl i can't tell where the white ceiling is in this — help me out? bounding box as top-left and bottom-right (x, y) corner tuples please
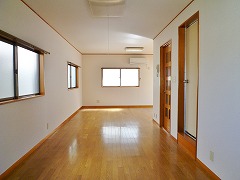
(22, 0), (192, 54)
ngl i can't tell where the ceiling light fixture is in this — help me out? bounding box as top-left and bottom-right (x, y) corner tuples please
(125, 47), (144, 52)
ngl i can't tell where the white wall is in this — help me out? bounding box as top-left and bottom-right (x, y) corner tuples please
(0, 0), (82, 174)
(153, 0), (240, 179)
(83, 55), (153, 106)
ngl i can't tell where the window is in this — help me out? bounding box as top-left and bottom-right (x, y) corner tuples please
(102, 68), (140, 87)
(0, 40), (14, 100)
(18, 46), (40, 96)
(68, 62), (78, 89)
(0, 30), (47, 104)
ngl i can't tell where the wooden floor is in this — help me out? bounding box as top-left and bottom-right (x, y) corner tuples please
(6, 108), (213, 179)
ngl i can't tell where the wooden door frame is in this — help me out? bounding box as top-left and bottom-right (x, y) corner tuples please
(178, 11), (199, 158)
(160, 40), (172, 131)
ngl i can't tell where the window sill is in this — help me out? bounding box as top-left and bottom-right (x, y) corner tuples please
(101, 86), (140, 88)
(0, 94), (44, 105)
(68, 87), (79, 90)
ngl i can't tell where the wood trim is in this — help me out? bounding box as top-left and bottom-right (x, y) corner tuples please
(39, 54), (45, 95)
(0, 30), (49, 54)
(152, 119), (160, 126)
(178, 27), (185, 133)
(67, 61), (81, 68)
(178, 11), (199, 159)
(82, 53), (153, 56)
(20, 0), (82, 55)
(171, 134), (177, 142)
(195, 16), (200, 160)
(0, 107), (81, 179)
(160, 46), (164, 128)
(153, 0), (194, 40)
(0, 95), (44, 105)
(153, 121), (178, 143)
(196, 159), (220, 180)
(178, 132), (196, 158)
(161, 127), (177, 143)
(81, 105), (153, 109)
(179, 11), (199, 28)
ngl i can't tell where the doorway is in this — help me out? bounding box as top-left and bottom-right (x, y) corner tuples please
(160, 41), (172, 133)
(178, 12), (199, 158)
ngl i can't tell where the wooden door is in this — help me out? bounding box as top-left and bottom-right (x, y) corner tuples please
(163, 44), (171, 133)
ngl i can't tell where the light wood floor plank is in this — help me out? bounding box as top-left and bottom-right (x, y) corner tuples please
(5, 108), (213, 179)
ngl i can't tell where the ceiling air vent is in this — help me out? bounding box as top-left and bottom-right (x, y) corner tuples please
(88, 0), (125, 17)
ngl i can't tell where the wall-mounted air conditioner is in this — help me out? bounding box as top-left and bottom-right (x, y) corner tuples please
(129, 58), (147, 65)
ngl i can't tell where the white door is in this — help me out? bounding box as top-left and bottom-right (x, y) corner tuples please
(184, 21), (198, 138)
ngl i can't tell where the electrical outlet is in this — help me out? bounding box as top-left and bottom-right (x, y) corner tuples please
(210, 151), (214, 162)
(96, 100), (100, 103)
(47, 123), (49, 130)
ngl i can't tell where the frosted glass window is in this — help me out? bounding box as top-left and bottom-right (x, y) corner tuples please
(71, 66), (77, 88)
(102, 69), (120, 86)
(0, 41), (14, 99)
(18, 46), (39, 96)
(68, 63), (78, 89)
(102, 68), (139, 87)
(121, 69), (139, 86)
(0, 30), (46, 103)
(68, 65), (71, 88)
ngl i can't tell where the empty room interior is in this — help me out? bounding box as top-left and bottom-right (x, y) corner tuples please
(0, 0), (240, 179)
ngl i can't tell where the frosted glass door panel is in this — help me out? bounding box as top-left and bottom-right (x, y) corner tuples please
(102, 69), (120, 86)
(121, 69), (139, 86)
(185, 22), (198, 138)
(71, 66), (76, 88)
(0, 41), (14, 99)
(18, 47), (39, 96)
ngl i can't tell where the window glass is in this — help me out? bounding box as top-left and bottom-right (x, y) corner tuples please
(102, 69), (120, 86)
(0, 41), (14, 99)
(71, 66), (77, 88)
(68, 65), (71, 88)
(68, 63), (78, 89)
(18, 46), (39, 96)
(121, 69), (139, 86)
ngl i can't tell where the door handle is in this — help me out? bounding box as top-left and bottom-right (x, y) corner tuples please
(183, 80), (189, 83)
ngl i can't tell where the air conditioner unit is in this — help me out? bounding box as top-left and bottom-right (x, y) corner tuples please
(129, 58), (147, 65)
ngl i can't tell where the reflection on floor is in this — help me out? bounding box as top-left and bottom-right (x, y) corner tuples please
(6, 108), (213, 179)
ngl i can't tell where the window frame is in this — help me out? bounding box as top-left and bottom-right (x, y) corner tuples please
(67, 62), (79, 89)
(0, 30), (47, 105)
(101, 67), (140, 87)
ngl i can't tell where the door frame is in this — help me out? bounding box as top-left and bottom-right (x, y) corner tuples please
(160, 40), (172, 133)
(178, 11), (199, 158)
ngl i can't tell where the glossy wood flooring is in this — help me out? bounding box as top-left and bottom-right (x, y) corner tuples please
(6, 108), (213, 179)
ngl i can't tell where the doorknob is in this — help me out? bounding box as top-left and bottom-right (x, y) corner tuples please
(183, 79), (189, 83)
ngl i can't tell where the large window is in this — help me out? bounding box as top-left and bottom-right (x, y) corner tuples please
(68, 62), (78, 89)
(102, 68), (140, 87)
(0, 30), (47, 104)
